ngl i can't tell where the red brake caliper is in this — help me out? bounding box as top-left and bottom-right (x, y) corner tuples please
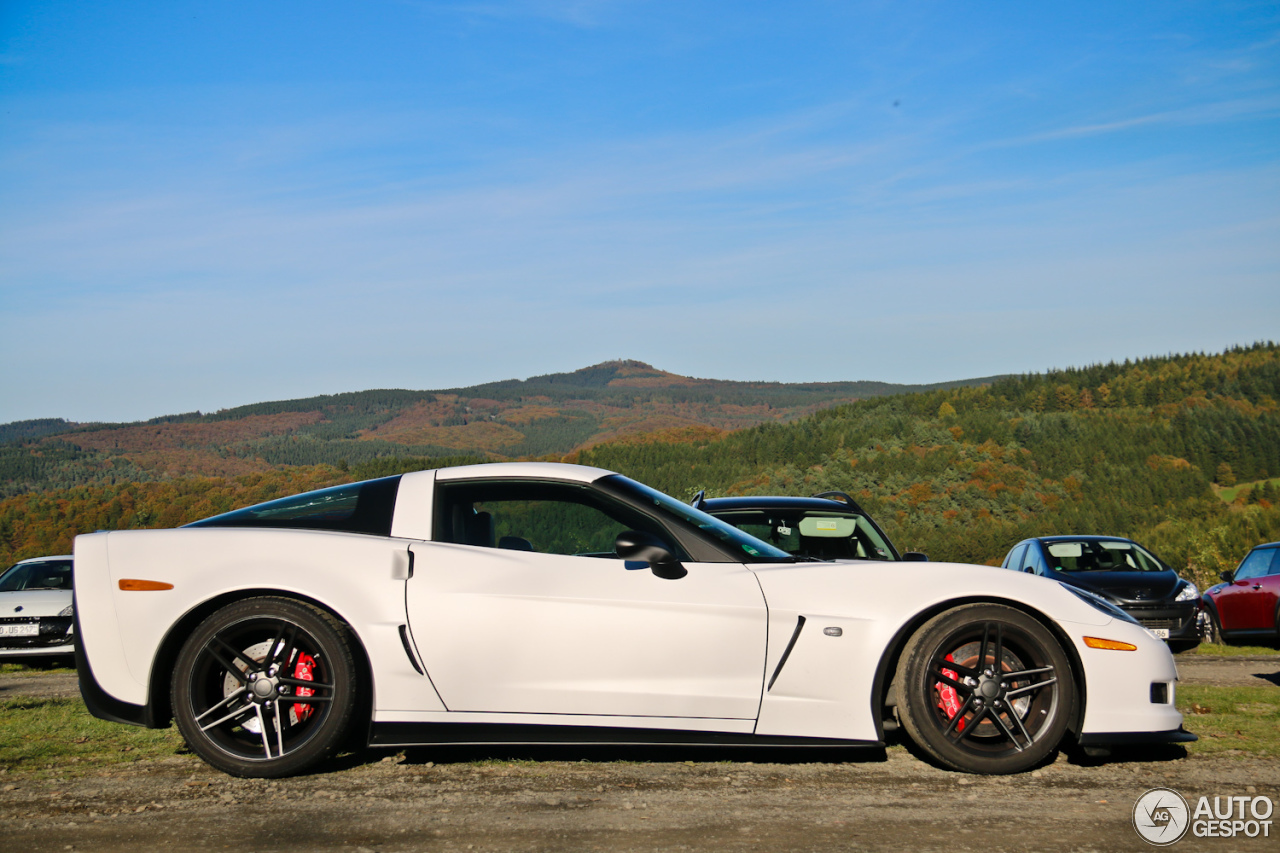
(292, 652), (316, 722)
(935, 653), (965, 731)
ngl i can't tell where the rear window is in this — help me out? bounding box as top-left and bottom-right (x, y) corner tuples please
(186, 476), (401, 536)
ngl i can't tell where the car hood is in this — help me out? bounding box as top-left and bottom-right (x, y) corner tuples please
(0, 589), (73, 618)
(1050, 570), (1183, 603)
(747, 557), (1122, 631)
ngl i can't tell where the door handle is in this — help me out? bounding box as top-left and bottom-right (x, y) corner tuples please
(391, 550), (414, 580)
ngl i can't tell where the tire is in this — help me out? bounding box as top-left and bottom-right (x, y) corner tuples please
(171, 597), (358, 778)
(895, 603), (1075, 775)
(1201, 608), (1224, 646)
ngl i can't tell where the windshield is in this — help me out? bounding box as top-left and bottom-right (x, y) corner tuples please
(710, 508), (899, 561)
(1044, 540), (1166, 573)
(605, 476), (793, 563)
(0, 559), (73, 592)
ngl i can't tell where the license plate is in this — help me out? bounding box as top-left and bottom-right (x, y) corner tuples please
(0, 623), (39, 637)
(1149, 628), (1170, 639)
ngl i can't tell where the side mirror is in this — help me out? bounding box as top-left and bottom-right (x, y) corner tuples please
(902, 552), (928, 562)
(1220, 570), (1234, 583)
(615, 530), (687, 580)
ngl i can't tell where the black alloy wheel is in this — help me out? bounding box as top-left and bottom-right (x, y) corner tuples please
(895, 603), (1075, 774)
(171, 597), (358, 778)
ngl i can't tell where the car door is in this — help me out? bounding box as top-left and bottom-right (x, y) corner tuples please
(404, 478), (769, 721)
(1215, 547), (1277, 631)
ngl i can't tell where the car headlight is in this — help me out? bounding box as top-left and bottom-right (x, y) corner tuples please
(1061, 583), (1140, 624)
(58, 604), (74, 617)
(1175, 582), (1199, 602)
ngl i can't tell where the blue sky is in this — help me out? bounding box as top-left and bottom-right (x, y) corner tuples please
(2, 1), (1278, 423)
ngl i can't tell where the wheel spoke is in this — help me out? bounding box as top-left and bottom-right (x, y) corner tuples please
(1006, 674), (1057, 699)
(270, 622), (300, 669)
(1005, 702), (1035, 746)
(255, 706), (273, 758)
(277, 675), (333, 691)
(209, 635), (262, 678)
(930, 670), (970, 693)
(992, 622), (1004, 671)
(931, 657), (978, 678)
(279, 694), (333, 706)
(273, 704), (286, 758)
(976, 623), (991, 674)
(947, 700), (984, 743)
(987, 706), (1028, 751)
(941, 693), (975, 739)
(193, 685), (247, 723)
(197, 697), (254, 732)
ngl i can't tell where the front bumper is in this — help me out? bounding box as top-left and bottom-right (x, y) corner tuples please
(0, 616), (74, 656)
(1121, 601), (1200, 641)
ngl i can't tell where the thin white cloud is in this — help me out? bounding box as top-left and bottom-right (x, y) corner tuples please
(403, 0), (636, 27)
(999, 95), (1280, 146)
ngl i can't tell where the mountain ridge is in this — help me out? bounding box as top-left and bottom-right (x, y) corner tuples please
(0, 360), (1008, 496)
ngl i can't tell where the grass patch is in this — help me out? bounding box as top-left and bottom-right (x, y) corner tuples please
(0, 697), (186, 775)
(1178, 685), (1280, 757)
(1187, 642), (1278, 656)
(0, 660), (77, 675)
(1216, 476), (1280, 503)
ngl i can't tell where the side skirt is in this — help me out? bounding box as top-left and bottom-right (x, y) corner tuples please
(370, 722), (882, 749)
(1076, 728), (1198, 747)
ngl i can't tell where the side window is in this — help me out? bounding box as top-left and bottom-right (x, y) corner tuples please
(434, 480), (683, 559)
(1268, 549), (1280, 576)
(1236, 548), (1275, 581)
(1023, 544), (1049, 575)
(1004, 543), (1028, 571)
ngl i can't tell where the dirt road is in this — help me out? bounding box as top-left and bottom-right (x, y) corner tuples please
(2, 657), (1277, 852)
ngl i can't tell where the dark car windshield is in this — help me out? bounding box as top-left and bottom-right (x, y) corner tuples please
(709, 508), (898, 561)
(604, 476), (792, 563)
(1044, 540), (1166, 573)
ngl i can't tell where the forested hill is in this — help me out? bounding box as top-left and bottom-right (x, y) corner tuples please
(0, 360), (1001, 496)
(575, 343), (1280, 589)
(2, 345), (1277, 584)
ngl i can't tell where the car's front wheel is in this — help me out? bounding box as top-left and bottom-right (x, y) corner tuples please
(171, 597), (358, 778)
(1201, 608), (1224, 646)
(895, 603), (1075, 774)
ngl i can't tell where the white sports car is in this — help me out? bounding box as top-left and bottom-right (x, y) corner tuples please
(1, 555), (75, 659)
(74, 463), (1192, 777)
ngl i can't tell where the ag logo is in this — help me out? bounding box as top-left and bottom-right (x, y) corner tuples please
(1133, 787), (1190, 845)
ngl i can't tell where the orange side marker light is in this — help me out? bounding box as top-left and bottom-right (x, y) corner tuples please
(118, 579), (174, 592)
(1083, 636), (1137, 651)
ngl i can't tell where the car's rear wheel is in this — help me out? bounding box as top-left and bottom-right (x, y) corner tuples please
(895, 603), (1074, 775)
(171, 597), (358, 778)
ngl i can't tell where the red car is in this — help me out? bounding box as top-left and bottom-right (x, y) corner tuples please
(1202, 542), (1280, 645)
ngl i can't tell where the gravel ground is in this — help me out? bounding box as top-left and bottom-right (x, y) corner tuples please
(1, 656), (1277, 853)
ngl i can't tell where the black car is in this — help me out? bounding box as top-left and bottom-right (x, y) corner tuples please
(1000, 536), (1201, 649)
(695, 490), (926, 562)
